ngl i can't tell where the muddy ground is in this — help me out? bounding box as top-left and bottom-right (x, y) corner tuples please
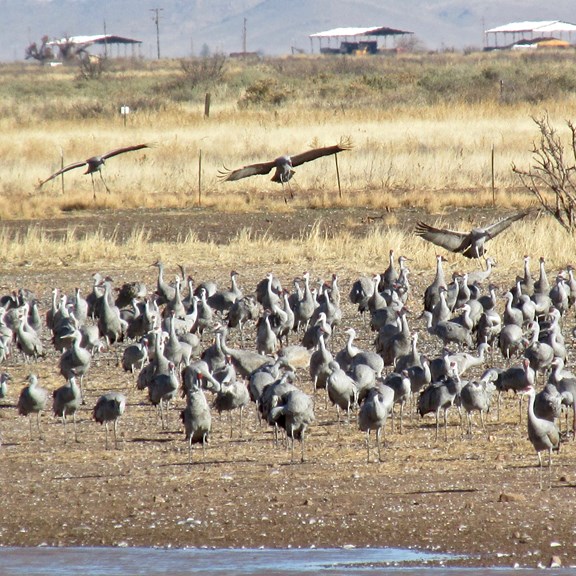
(0, 205), (575, 569)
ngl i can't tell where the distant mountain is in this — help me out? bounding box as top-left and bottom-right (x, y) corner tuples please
(3, 0), (576, 62)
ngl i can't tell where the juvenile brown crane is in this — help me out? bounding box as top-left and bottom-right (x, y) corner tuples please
(218, 141), (352, 198)
(39, 143), (150, 198)
(415, 211), (529, 259)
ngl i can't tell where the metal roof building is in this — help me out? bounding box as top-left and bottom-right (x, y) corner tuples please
(484, 20), (576, 49)
(309, 26), (413, 55)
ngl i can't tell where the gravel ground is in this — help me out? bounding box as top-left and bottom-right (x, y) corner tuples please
(0, 205), (574, 570)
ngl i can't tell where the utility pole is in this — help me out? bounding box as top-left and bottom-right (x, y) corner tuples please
(103, 19), (108, 58)
(150, 8), (163, 59)
(242, 17), (247, 54)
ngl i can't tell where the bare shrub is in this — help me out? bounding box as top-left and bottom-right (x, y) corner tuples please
(238, 79), (289, 107)
(179, 53), (226, 88)
(512, 114), (576, 233)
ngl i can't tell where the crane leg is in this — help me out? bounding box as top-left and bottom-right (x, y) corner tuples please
(37, 411), (44, 440)
(73, 412), (79, 443)
(365, 430), (370, 463)
(113, 419), (119, 449)
(99, 171), (111, 194)
(90, 173), (97, 200)
(376, 427), (382, 462)
(104, 421), (109, 450)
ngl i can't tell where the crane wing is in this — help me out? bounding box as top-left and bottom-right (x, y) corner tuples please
(218, 161), (276, 182)
(289, 142), (353, 168)
(415, 221), (471, 253)
(101, 143), (150, 160)
(484, 211), (529, 238)
(38, 161), (87, 188)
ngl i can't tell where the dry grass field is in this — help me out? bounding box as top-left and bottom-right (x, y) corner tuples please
(2, 52), (576, 569)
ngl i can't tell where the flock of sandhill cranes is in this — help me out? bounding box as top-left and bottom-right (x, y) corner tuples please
(0, 231), (572, 488)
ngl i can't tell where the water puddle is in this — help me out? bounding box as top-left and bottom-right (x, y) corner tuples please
(0, 546), (542, 575)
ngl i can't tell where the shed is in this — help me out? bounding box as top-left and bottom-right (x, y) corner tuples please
(309, 26), (413, 55)
(484, 20), (576, 50)
(46, 34), (142, 60)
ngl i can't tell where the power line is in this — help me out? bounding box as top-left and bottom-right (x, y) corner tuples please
(150, 8), (163, 59)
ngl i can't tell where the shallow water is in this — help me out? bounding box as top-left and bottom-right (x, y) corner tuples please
(0, 546), (552, 575)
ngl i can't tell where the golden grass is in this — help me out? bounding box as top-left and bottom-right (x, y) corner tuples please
(0, 213), (572, 278)
(0, 57), (575, 219)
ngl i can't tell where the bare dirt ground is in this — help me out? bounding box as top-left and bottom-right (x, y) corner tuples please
(0, 205), (575, 569)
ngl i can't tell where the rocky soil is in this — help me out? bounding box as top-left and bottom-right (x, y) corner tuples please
(0, 205), (574, 570)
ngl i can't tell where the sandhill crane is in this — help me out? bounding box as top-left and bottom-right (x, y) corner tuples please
(217, 325), (271, 377)
(337, 327), (384, 376)
(418, 362), (462, 441)
(415, 211), (528, 259)
(268, 293), (294, 346)
(249, 359), (290, 422)
(52, 375), (82, 443)
(256, 312), (279, 356)
(309, 331), (333, 402)
(533, 256), (550, 295)
(523, 321), (554, 380)
(301, 311), (331, 350)
(97, 281), (127, 345)
(293, 272), (317, 332)
(256, 273), (282, 310)
(523, 385), (560, 489)
(270, 388), (315, 463)
(358, 384), (394, 462)
(348, 275), (374, 316)
(423, 255), (448, 313)
(38, 143), (150, 198)
(423, 310), (473, 350)
(490, 358), (536, 422)
(446, 342), (489, 377)
(227, 295), (259, 338)
(326, 360), (358, 425)
(208, 270), (242, 313)
(15, 318), (43, 362)
(17, 374), (48, 440)
(383, 370), (412, 434)
(59, 330), (91, 404)
(467, 257), (496, 285)
(180, 371), (213, 465)
(152, 261), (176, 305)
(213, 362), (250, 438)
(122, 337), (149, 373)
(218, 140), (352, 199)
(92, 392), (126, 449)
(148, 361), (180, 429)
(459, 376), (496, 436)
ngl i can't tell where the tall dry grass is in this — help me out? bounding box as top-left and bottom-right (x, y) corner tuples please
(0, 53), (575, 219)
(0, 214), (572, 281)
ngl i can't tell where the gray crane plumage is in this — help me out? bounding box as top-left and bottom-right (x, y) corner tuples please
(415, 211), (529, 259)
(52, 375), (82, 443)
(17, 374), (47, 440)
(180, 372), (212, 465)
(92, 392), (126, 449)
(524, 385), (560, 489)
(270, 388), (315, 463)
(358, 384), (394, 463)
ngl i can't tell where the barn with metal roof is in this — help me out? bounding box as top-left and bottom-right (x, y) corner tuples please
(484, 20), (576, 50)
(309, 26), (413, 55)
